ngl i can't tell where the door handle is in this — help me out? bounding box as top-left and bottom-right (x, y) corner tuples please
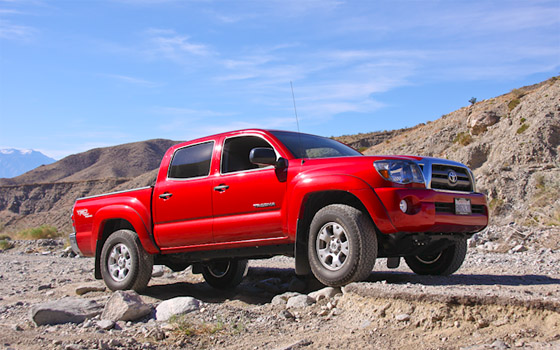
(159, 192), (173, 199)
(213, 184), (229, 192)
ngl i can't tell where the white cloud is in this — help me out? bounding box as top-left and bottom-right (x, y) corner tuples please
(0, 20), (35, 40)
(143, 28), (212, 62)
(101, 73), (161, 87)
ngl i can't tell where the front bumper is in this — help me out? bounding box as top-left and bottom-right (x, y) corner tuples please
(69, 232), (83, 256)
(374, 188), (488, 234)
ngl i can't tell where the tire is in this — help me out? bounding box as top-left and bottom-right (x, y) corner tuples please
(404, 238), (467, 275)
(100, 229), (154, 292)
(308, 204), (377, 287)
(202, 259), (248, 289)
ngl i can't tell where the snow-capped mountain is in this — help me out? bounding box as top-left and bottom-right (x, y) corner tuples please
(0, 149), (56, 178)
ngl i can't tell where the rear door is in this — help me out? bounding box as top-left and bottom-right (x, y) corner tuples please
(153, 141), (214, 248)
(212, 135), (287, 243)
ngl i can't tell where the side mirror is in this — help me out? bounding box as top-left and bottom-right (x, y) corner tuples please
(249, 148), (277, 166)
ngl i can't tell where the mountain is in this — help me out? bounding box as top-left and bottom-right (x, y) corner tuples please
(0, 139), (180, 186)
(0, 149), (56, 178)
(0, 77), (558, 235)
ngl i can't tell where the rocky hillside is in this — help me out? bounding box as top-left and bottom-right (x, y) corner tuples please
(362, 77), (560, 226)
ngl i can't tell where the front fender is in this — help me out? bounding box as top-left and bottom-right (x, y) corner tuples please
(286, 173), (393, 239)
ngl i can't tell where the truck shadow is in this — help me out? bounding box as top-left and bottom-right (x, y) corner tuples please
(142, 266), (560, 304)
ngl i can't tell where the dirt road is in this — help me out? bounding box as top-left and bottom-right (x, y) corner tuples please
(0, 236), (559, 350)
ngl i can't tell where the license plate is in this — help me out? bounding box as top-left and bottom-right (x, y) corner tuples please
(455, 198), (472, 215)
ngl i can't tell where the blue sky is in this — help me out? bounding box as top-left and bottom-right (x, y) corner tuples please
(0, 0), (559, 159)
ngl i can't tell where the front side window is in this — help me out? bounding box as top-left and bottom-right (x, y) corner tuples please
(168, 142), (213, 179)
(222, 136), (275, 173)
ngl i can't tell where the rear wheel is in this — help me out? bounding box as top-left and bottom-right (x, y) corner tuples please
(202, 259), (248, 289)
(404, 239), (467, 275)
(308, 204), (377, 286)
(100, 229), (153, 291)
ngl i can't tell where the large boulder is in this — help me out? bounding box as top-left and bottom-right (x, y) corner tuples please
(467, 111), (501, 135)
(155, 297), (201, 321)
(30, 297), (103, 326)
(101, 291), (152, 322)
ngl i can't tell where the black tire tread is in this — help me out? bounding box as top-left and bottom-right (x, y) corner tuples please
(202, 259), (248, 290)
(308, 204), (377, 286)
(100, 229), (153, 292)
(404, 239), (467, 276)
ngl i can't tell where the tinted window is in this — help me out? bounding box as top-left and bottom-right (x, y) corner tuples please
(270, 131), (361, 159)
(169, 142), (213, 179)
(222, 136), (274, 173)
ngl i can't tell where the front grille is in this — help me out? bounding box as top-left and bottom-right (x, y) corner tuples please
(431, 164), (473, 192)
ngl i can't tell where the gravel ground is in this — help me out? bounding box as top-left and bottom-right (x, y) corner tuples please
(0, 226), (559, 350)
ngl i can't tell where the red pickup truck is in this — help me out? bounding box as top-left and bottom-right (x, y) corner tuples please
(70, 129), (488, 291)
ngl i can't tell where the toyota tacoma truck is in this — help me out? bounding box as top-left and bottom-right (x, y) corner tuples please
(70, 129), (488, 291)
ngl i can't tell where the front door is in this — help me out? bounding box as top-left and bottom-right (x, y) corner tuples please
(212, 135), (287, 243)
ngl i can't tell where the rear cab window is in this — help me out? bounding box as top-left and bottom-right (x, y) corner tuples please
(168, 141), (214, 179)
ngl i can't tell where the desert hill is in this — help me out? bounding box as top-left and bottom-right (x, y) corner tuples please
(0, 77), (558, 235)
(0, 139), (179, 186)
(359, 77), (560, 226)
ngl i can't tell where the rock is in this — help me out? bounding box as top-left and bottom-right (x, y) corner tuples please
(101, 291), (152, 322)
(467, 111), (501, 135)
(308, 287), (341, 302)
(271, 292), (301, 306)
(38, 284), (52, 291)
(490, 340), (509, 349)
(152, 265), (165, 278)
(96, 319), (115, 330)
(286, 295), (314, 309)
(511, 244), (528, 253)
(155, 297), (200, 321)
(75, 284), (106, 296)
(395, 313), (411, 322)
(30, 297), (103, 326)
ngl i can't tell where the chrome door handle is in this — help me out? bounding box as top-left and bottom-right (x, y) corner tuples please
(213, 184), (229, 192)
(159, 192), (173, 199)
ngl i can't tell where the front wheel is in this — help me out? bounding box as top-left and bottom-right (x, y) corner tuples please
(100, 229), (154, 292)
(308, 204), (377, 287)
(404, 239), (467, 275)
(202, 259), (248, 289)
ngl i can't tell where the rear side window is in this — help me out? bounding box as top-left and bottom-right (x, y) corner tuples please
(168, 142), (213, 179)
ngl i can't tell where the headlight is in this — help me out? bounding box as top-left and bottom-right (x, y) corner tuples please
(374, 160), (425, 184)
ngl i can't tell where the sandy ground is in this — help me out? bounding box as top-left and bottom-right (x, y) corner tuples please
(0, 240), (559, 350)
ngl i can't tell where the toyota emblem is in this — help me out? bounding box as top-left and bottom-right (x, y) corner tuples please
(448, 170), (458, 184)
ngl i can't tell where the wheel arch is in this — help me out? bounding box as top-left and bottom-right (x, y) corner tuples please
(92, 205), (159, 279)
(294, 190), (374, 275)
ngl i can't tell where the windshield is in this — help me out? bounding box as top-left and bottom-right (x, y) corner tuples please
(271, 131), (362, 159)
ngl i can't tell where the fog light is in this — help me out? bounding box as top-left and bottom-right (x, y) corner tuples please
(399, 199), (408, 213)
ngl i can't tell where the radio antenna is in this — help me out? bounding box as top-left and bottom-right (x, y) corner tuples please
(290, 81), (304, 159)
(290, 81), (301, 133)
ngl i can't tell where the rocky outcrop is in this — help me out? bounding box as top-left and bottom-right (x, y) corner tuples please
(364, 77), (560, 226)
